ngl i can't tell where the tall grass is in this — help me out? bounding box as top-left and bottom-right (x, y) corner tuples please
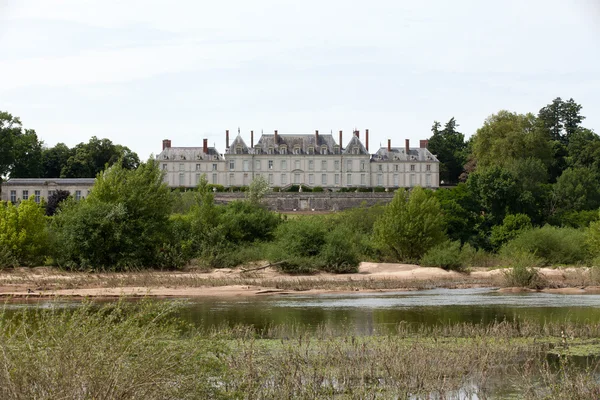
(0, 300), (598, 398)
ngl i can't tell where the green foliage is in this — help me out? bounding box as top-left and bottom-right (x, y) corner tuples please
(538, 97), (585, 145)
(501, 225), (590, 266)
(428, 118), (467, 185)
(52, 159), (173, 270)
(274, 217), (327, 259)
(312, 186), (324, 192)
(587, 212), (600, 257)
(45, 189), (71, 216)
(459, 243), (499, 268)
(502, 252), (546, 289)
(0, 111), (43, 180)
(434, 184), (482, 244)
(552, 167), (600, 213)
(373, 187), (446, 262)
(246, 175), (269, 204)
(490, 214), (532, 250)
(220, 201), (281, 244)
(0, 199), (48, 267)
(320, 227), (360, 273)
(420, 241), (465, 271)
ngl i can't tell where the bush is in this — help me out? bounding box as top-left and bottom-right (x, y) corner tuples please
(460, 244), (499, 268)
(500, 225), (590, 266)
(45, 189), (71, 216)
(502, 252), (546, 289)
(0, 199), (49, 267)
(373, 187), (446, 262)
(373, 186), (386, 192)
(312, 186), (324, 192)
(320, 227), (360, 273)
(420, 241), (465, 271)
(587, 212), (600, 257)
(220, 201), (281, 245)
(490, 213), (532, 250)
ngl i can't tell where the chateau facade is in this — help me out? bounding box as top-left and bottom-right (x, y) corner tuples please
(157, 130), (439, 189)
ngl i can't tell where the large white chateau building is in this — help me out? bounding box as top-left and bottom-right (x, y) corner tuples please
(157, 129), (439, 189)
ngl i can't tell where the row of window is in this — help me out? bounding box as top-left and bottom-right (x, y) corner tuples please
(8, 189), (88, 203)
(234, 145), (342, 155)
(219, 173), (433, 187)
(165, 161), (432, 173)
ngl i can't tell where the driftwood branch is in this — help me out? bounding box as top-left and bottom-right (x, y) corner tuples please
(241, 261), (286, 273)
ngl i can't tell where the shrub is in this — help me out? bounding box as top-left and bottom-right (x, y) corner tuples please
(0, 199), (49, 267)
(312, 186), (324, 192)
(420, 241), (465, 271)
(587, 212), (600, 257)
(490, 213), (532, 250)
(460, 244), (499, 268)
(502, 252), (546, 289)
(320, 227), (360, 273)
(373, 186), (386, 192)
(373, 187), (446, 262)
(45, 189), (71, 216)
(220, 201), (281, 244)
(500, 225), (590, 266)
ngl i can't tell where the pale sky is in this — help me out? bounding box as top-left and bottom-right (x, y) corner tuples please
(1, 0), (599, 159)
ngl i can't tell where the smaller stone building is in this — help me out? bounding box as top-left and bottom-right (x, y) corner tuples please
(0, 178), (96, 203)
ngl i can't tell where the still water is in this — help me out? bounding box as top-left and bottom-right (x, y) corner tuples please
(177, 288), (600, 334)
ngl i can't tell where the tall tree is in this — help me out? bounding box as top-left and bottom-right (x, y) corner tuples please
(427, 117), (467, 185)
(538, 97), (585, 145)
(42, 143), (73, 178)
(61, 137), (140, 178)
(0, 111), (44, 180)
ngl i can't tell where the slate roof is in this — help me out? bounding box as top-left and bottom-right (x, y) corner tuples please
(342, 135), (369, 155)
(253, 133), (340, 155)
(157, 146), (224, 161)
(371, 147), (439, 162)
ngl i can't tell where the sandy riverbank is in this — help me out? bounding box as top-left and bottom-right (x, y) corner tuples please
(0, 262), (595, 298)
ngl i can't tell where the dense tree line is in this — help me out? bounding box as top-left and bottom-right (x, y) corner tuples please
(1, 97), (600, 272)
(0, 111), (139, 182)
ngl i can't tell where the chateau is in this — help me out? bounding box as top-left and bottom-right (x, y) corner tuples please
(158, 129), (439, 189)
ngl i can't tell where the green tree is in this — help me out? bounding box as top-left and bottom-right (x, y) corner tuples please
(42, 143), (73, 178)
(246, 175), (270, 204)
(0, 199), (49, 267)
(490, 214), (533, 250)
(427, 117), (467, 185)
(551, 167), (600, 215)
(373, 187), (446, 261)
(0, 111), (44, 181)
(587, 211), (600, 257)
(566, 128), (600, 174)
(538, 97), (585, 145)
(52, 159), (172, 270)
(61, 137), (139, 178)
(471, 110), (553, 170)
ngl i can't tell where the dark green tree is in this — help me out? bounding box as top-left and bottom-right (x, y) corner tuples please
(0, 111), (44, 180)
(427, 117), (467, 185)
(42, 143), (73, 178)
(61, 137), (139, 178)
(538, 97), (584, 145)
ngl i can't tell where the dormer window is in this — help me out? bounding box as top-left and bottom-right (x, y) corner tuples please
(293, 146), (301, 155)
(352, 146), (359, 154)
(280, 146), (287, 155)
(334, 146), (340, 154)
(321, 145), (328, 154)
(308, 146), (314, 155)
(180, 155), (186, 160)
(163, 154), (168, 160)
(236, 146), (242, 154)
(268, 147), (274, 155)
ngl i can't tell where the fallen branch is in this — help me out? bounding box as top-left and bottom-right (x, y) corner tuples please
(241, 261), (286, 273)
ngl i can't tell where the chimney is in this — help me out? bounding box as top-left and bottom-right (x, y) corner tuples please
(251, 130), (254, 148)
(365, 129), (369, 151)
(274, 130), (278, 144)
(162, 139), (171, 150)
(339, 130), (343, 147)
(387, 139), (391, 152)
(203, 138), (208, 154)
(405, 139), (410, 155)
(315, 129), (319, 144)
(226, 130), (229, 149)
(420, 139), (429, 149)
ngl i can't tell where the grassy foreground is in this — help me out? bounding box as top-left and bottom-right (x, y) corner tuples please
(0, 300), (599, 399)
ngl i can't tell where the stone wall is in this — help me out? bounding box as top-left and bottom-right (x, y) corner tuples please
(214, 192), (395, 211)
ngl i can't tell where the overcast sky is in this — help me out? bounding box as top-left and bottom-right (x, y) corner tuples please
(1, 0), (599, 159)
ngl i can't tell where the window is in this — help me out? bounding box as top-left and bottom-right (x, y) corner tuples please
(410, 164), (415, 171)
(410, 174), (416, 186)
(309, 174), (314, 185)
(426, 164), (431, 171)
(75, 190), (81, 201)
(321, 145), (328, 154)
(321, 160), (327, 171)
(179, 163), (185, 171)
(426, 174), (432, 187)
(295, 160), (300, 170)
(378, 164), (383, 172)
(229, 173), (235, 185)
(294, 173), (300, 184)
(308, 146), (314, 155)
(162, 164), (167, 170)
(334, 146), (340, 154)
(255, 160), (261, 170)
(235, 146), (242, 155)
(212, 173), (217, 184)
(34, 190), (41, 203)
(268, 160), (274, 169)
(346, 174), (352, 186)
(393, 174), (399, 187)
(322, 174), (327, 185)
(196, 173), (201, 184)
(281, 160), (287, 170)
(212, 164), (217, 171)
(179, 173), (185, 186)
(268, 174), (274, 184)
(196, 164), (201, 171)
(335, 174), (340, 185)
(394, 165), (399, 172)
(352, 147), (359, 154)
(280, 146), (287, 155)
(334, 161), (340, 171)
(308, 160), (314, 170)
(48, 190), (56, 197)
(268, 147), (274, 154)
(361, 174), (366, 185)
(243, 160), (249, 171)
(360, 161), (365, 171)
(293, 146), (301, 155)
(10, 190), (16, 203)
(229, 160), (235, 170)
(281, 174), (287, 185)
(22, 190), (28, 200)
(377, 174), (383, 186)
(346, 160), (352, 171)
